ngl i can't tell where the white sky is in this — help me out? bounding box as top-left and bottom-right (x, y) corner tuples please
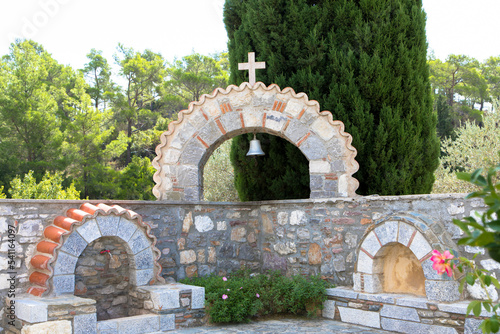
(0, 0), (499, 71)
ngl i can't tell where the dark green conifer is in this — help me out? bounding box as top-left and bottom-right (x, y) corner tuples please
(225, 0), (439, 197)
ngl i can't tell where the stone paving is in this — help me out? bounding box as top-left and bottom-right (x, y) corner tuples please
(166, 317), (394, 333)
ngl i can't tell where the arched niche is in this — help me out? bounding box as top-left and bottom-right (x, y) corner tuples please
(152, 82), (359, 201)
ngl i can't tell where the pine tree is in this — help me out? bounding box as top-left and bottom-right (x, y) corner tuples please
(224, 0), (439, 197)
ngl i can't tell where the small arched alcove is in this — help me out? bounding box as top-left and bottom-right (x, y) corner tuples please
(152, 82), (359, 201)
(354, 213), (461, 302)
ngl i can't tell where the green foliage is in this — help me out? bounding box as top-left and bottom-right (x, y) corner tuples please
(224, 0), (439, 196)
(9, 171), (80, 200)
(115, 156), (156, 200)
(181, 270), (329, 323)
(203, 140), (239, 202)
(435, 94), (455, 139)
(230, 134), (310, 201)
(433, 111), (500, 193)
(0, 186), (6, 199)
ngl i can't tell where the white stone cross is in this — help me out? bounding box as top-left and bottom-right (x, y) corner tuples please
(238, 52), (266, 86)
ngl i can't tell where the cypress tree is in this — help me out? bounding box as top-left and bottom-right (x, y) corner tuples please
(224, 0), (439, 197)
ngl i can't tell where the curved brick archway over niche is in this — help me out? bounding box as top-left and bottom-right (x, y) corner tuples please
(152, 82), (359, 201)
(353, 212), (460, 302)
(27, 203), (164, 297)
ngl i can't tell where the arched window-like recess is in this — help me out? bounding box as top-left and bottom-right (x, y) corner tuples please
(152, 82), (359, 201)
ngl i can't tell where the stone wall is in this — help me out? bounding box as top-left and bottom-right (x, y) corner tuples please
(0, 194), (496, 331)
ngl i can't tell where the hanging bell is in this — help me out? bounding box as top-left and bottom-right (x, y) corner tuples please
(246, 133), (265, 156)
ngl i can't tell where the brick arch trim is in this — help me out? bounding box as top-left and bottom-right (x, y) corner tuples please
(353, 212), (458, 298)
(28, 203), (164, 297)
(152, 82), (359, 201)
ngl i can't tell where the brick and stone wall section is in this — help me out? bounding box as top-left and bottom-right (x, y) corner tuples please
(0, 194), (495, 324)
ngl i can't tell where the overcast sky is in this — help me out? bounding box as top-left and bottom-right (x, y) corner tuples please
(0, 0), (499, 71)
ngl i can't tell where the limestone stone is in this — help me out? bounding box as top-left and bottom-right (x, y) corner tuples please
(480, 259), (500, 271)
(21, 320), (72, 334)
(344, 232), (357, 249)
(338, 307), (380, 328)
(248, 231), (256, 243)
(217, 220), (227, 230)
(73, 313), (97, 334)
(177, 237), (185, 250)
(129, 229), (151, 254)
(409, 231), (432, 260)
(380, 304), (419, 322)
(467, 277), (499, 301)
(208, 247), (216, 263)
(194, 215), (214, 232)
(197, 249), (206, 263)
(375, 220), (398, 246)
(322, 300), (336, 319)
(381, 318), (458, 334)
(16, 299), (48, 323)
(274, 242), (297, 255)
(277, 212), (288, 225)
(360, 231), (381, 257)
(425, 280), (460, 302)
(447, 203), (465, 215)
(180, 250), (196, 264)
(182, 212), (193, 233)
(186, 264), (198, 277)
(297, 228), (310, 239)
(464, 318), (483, 334)
(262, 214), (273, 234)
(308, 243), (322, 264)
(290, 210), (307, 225)
(309, 160), (331, 174)
(231, 226), (246, 242)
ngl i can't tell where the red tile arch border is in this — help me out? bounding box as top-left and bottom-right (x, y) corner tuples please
(152, 82), (360, 201)
(27, 203), (164, 297)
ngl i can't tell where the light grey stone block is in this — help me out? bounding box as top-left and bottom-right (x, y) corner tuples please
(96, 215), (120, 236)
(325, 287), (358, 299)
(160, 314), (175, 331)
(375, 220), (398, 246)
(73, 313), (97, 334)
(190, 285), (205, 309)
(77, 219), (101, 244)
(179, 139), (206, 166)
(52, 274), (75, 295)
(380, 304), (420, 322)
(220, 112), (241, 134)
(16, 299), (48, 323)
(356, 250), (374, 274)
(53, 251), (79, 275)
(360, 231), (381, 257)
(425, 280), (460, 302)
(284, 118), (309, 143)
(322, 300), (336, 319)
(140, 286), (180, 310)
(129, 229), (151, 254)
(97, 318), (118, 331)
(116, 218), (138, 243)
(465, 318), (483, 334)
(409, 231), (433, 260)
(133, 247), (154, 270)
(60, 231), (88, 257)
(299, 135), (327, 160)
(395, 296), (429, 309)
(115, 314), (160, 334)
(437, 301), (469, 315)
(338, 307), (380, 328)
(421, 257), (451, 280)
(398, 222), (416, 247)
(358, 292), (396, 304)
(353, 272), (382, 293)
(194, 215), (214, 232)
(381, 317), (458, 334)
(134, 269), (154, 286)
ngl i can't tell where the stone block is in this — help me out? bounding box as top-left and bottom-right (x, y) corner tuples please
(356, 250), (373, 274)
(179, 140), (206, 166)
(16, 299), (48, 323)
(76, 219), (101, 244)
(421, 257), (451, 280)
(160, 314), (176, 331)
(52, 274), (75, 295)
(322, 300), (336, 319)
(198, 121), (221, 147)
(129, 229), (151, 254)
(177, 165), (199, 188)
(375, 220), (398, 246)
(134, 247), (154, 270)
(425, 280), (460, 302)
(360, 231), (381, 258)
(220, 111), (241, 134)
(134, 269), (154, 286)
(59, 231), (88, 257)
(381, 317), (458, 334)
(309, 160), (331, 174)
(21, 320), (72, 334)
(140, 286), (180, 310)
(194, 215), (214, 232)
(53, 251), (79, 275)
(180, 250), (197, 264)
(284, 118), (309, 143)
(395, 296), (429, 309)
(265, 111), (288, 133)
(437, 301), (469, 315)
(73, 313), (97, 334)
(311, 117), (335, 141)
(290, 210), (307, 225)
(357, 292), (396, 304)
(299, 135), (327, 161)
(464, 318), (483, 334)
(338, 307), (380, 328)
(96, 215), (120, 236)
(325, 287), (358, 299)
(231, 226), (246, 242)
(274, 242), (297, 255)
(262, 253), (287, 272)
(380, 304), (420, 322)
(353, 272), (382, 293)
(114, 314), (160, 334)
(409, 231), (432, 260)
(398, 222), (415, 246)
(116, 218), (138, 243)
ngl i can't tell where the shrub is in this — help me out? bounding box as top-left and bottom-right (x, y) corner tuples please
(181, 269), (329, 323)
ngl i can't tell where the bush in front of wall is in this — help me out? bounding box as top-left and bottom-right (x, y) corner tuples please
(180, 269), (330, 323)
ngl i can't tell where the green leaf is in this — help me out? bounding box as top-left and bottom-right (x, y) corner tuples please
(467, 300), (480, 316)
(485, 275), (492, 286)
(473, 300), (482, 317)
(466, 273), (476, 285)
(483, 302), (492, 312)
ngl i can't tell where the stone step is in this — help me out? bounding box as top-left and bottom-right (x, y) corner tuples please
(97, 313), (175, 334)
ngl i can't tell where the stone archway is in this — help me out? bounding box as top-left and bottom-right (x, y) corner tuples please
(28, 203), (164, 297)
(353, 213), (460, 302)
(152, 82), (359, 201)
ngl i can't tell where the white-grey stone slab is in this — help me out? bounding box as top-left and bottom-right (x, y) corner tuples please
(74, 313), (97, 334)
(134, 269), (154, 286)
(133, 247), (154, 270)
(358, 292), (396, 304)
(77, 219), (102, 244)
(194, 215), (214, 232)
(409, 231), (432, 260)
(116, 218), (138, 243)
(380, 304), (420, 322)
(395, 296), (429, 309)
(425, 280), (460, 302)
(96, 215), (120, 236)
(381, 317), (458, 334)
(140, 286), (181, 310)
(53, 251), (79, 275)
(465, 318), (483, 334)
(361, 231), (381, 257)
(15, 299), (48, 323)
(159, 314), (175, 331)
(338, 307), (380, 328)
(398, 222), (415, 246)
(112, 314), (160, 334)
(322, 300), (336, 319)
(325, 287), (358, 299)
(60, 231), (88, 258)
(52, 274), (75, 295)
(129, 229), (151, 254)
(375, 220), (398, 246)
(356, 250), (373, 274)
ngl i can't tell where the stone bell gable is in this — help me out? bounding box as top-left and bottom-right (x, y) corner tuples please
(152, 82), (359, 201)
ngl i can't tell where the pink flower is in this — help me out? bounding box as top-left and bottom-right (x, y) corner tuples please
(430, 250), (454, 277)
(222, 294), (228, 300)
(240, 287), (243, 289)
(227, 289), (230, 291)
(256, 293), (260, 298)
(222, 277), (227, 281)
